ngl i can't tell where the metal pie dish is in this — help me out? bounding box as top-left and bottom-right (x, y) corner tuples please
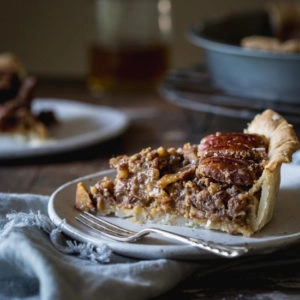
(187, 9), (300, 103)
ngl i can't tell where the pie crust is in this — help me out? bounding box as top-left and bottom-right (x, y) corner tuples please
(75, 109), (299, 236)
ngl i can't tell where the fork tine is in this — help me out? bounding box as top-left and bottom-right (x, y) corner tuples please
(76, 212), (138, 240)
(76, 214), (127, 238)
(82, 211), (135, 234)
(76, 212), (149, 242)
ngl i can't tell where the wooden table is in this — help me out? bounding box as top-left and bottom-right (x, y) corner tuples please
(1, 79), (300, 299)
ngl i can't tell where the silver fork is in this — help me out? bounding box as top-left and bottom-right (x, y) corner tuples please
(75, 211), (248, 258)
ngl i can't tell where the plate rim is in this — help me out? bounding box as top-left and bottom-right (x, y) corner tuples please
(48, 164), (300, 260)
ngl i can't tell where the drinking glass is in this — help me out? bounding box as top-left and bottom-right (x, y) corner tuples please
(88, 0), (173, 93)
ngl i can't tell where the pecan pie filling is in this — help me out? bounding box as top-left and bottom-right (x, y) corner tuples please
(75, 110), (299, 236)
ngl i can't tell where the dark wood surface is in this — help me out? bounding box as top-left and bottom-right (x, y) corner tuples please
(1, 79), (300, 299)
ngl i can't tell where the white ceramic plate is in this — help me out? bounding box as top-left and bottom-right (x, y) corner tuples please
(48, 164), (300, 260)
(0, 98), (129, 159)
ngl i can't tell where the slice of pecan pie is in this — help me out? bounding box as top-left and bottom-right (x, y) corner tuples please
(0, 53), (57, 141)
(75, 109), (299, 236)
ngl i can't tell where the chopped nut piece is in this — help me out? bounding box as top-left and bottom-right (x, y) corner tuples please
(75, 182), (94, 212)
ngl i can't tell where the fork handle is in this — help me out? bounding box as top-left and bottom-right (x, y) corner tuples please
(146, 228), (248, 258)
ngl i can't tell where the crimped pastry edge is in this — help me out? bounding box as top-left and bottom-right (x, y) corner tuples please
(245, 109), (300, 232)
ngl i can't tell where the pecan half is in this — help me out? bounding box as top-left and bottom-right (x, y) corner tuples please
(197, 156), (263, 186)
(198, 132), (268, 161)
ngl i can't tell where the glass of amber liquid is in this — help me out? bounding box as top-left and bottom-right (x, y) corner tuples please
(88, 0), (173, 93)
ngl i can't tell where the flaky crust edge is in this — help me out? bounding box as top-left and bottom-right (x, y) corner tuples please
(245, 109), (300, 232)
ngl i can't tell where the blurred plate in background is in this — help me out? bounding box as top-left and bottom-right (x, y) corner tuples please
(0, 98), (129, 159)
